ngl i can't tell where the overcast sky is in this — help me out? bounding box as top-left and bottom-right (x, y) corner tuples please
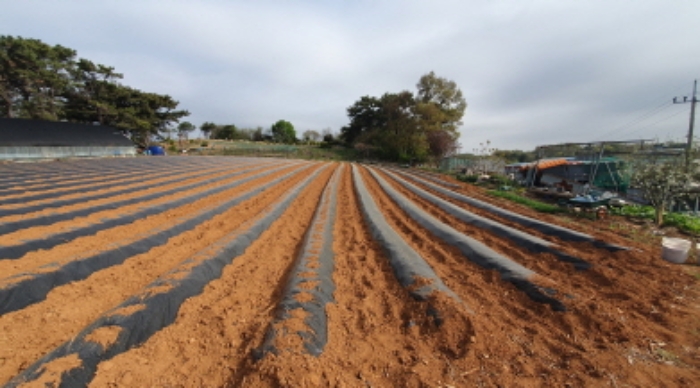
(3, 0), (699, 152)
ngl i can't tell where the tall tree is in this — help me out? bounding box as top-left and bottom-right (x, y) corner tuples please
(427, 129), (460, 167)
(340, 96), (384, 145)
(199, 121), (217, 139)
(271, 120), (296, 144)
(342, 92), (424, 161)
(177, 121), (195, 148)
(379, 91), (424, 162)
(340, 71), (466, 164)
(0, 36), (76, 119)
(112, 88), (189, 146)
(321, 127), (334, 142)
(252, 126), (264, 141)
(63, 58), (123, 125)
(0, 35), (190, 146)
(415, 71), (467, 133)
(212, 124), (237, 140)
(302, 129), (320, 142)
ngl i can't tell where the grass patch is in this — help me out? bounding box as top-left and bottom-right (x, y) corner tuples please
(192, 141), (362, 161)
(455, 174), (478, 183)
(610, 205), (655, 219)
(610, 205), (700, 235)
(486, 190), (564, 214)
(654, 348), (681, 364)
(664, 212), (700, 235)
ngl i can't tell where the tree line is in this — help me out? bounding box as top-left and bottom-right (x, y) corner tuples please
(193, 119), (302, 144)
(3, 36), (469, 160)
(180, 120), (335, 145)
(0, 35), (189, 146)
(340, 71), (466, 165)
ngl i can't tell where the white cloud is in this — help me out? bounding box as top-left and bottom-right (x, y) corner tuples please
(2, 0), (699, 151)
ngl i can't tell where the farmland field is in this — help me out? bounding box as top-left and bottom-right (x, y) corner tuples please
(1, 156), (699, 387)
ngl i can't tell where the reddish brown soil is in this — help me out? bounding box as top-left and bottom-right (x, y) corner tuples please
(0, 158), (699, 387)
(0, 162), (239, 206)
(0, 160), (311, 381)
(0, 163), (299, 276)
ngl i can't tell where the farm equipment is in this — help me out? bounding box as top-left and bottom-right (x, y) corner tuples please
(566, 194), (613, 219)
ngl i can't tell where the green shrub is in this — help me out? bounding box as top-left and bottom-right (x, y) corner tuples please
(201, 141), (209, 147)
(486, 190), (564, 214)
(489, 173), (511, 186)
(610, 205), (700, 235)
(664, 213), (700, 235)
(609, 205), (655, 219)
(456, 175), (479, 183)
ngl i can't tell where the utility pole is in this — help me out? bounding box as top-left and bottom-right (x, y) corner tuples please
(673, 79), (698, 169)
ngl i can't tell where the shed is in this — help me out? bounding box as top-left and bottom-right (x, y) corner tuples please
(521, 156), (629, 194)
(0, 118), (136, 160)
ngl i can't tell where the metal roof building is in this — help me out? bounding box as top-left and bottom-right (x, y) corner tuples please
(0, 118), (136, 160)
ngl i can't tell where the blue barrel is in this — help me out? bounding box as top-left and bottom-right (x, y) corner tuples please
(147, 146), (165, 156)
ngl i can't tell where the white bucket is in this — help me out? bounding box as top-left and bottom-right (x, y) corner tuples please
(661, 237), (691, 264)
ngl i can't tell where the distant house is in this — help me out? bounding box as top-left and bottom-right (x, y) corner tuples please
(0, 118), (136, 160)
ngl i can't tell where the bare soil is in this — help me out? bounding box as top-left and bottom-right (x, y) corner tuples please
(0, 158), (698, 387)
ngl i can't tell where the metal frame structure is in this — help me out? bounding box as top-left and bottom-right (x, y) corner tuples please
(527, 139), (656, 193)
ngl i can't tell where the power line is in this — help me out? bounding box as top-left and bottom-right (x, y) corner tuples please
(624, 104), (689, 138)
(593, 99), (672, 142)
(603, 101), (674, 140)
(593, 81), (696, 142)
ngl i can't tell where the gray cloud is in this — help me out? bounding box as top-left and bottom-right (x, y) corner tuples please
(2, 0), (698, 152)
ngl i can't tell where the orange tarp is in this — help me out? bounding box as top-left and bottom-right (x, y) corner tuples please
(520, 158), (568, 171)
